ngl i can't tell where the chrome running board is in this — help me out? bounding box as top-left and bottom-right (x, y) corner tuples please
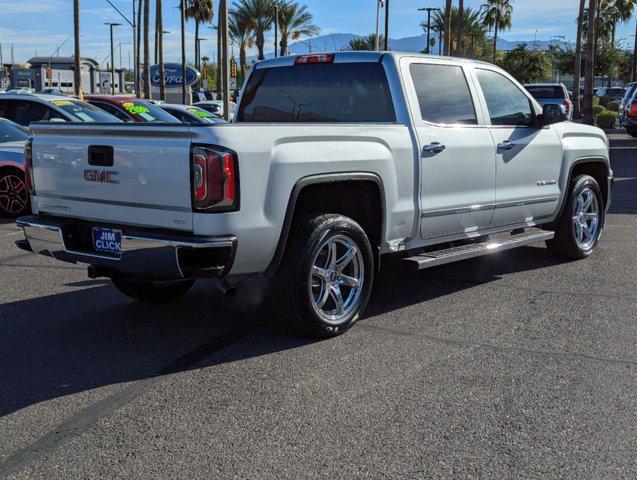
(403, 229), (554, 270)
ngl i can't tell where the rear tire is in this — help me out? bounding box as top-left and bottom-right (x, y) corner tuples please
(271, 214), (374, 338)
(0, 168), (30, 218)
(547, 174), (604, 260)
(111, 278), (195, 303)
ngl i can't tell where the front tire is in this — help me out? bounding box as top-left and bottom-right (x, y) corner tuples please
(271, 214), (374, 338)
(547, 174), (604, 260)
(111, 278), (195, 303)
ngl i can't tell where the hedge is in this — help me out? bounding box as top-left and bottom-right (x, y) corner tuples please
(596, 110), (618, 129)
(606, 101), (620, 112)
(593, 105), (606, 117)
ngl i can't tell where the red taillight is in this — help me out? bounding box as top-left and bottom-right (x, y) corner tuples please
(630, 101), (637, 118)
(191, 146), (238, 211)
(24, 138), (35, 195)
(294, 53), (334, 65)
(564, 99), (571, 113)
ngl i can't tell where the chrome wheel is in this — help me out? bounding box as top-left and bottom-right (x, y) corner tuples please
(0, 173), (28, 216)
(309, 234), (365, 324)
(572, 187), (599, 249)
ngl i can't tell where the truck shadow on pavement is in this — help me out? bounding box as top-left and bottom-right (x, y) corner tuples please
(0, 244), (566, 417)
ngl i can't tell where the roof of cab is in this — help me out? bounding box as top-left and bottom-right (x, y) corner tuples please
(254, 51), (494, 69)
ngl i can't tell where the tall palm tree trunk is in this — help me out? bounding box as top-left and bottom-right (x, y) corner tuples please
(195, 20), (200, 70)
(444, 0), (452, 55)
(136, 0), (143, 96)
(239, 43), (246, 84)
(154, 0), (159, 64)
(492, 13), (499, 64)
(632, 17), (637, 82)
(256, 31), (265, 60)
(456, 0), (464, 56)
(143, 0), (151, 99)
(573, 0), (585, 119)
(73, 0), (81, 97)
(584, 0), (598, 125)
(157, 0), (165, 100)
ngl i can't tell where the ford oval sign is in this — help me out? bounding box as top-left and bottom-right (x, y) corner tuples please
(144, 63), (200, 88)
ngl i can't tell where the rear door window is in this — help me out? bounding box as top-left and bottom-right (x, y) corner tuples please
(237, 62), (395, 123)
(409, 63), (477, 125)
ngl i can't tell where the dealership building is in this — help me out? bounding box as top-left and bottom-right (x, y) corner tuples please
(1, 56), (128, 94)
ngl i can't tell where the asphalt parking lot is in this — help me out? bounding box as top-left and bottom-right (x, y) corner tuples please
(0, 135), (635, 479)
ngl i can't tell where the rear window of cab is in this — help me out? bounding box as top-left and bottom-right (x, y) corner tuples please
(237, 62), (396, 123)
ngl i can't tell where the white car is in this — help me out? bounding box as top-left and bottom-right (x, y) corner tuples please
(193, 100), (237, 119)
(17, 52), (612, 337)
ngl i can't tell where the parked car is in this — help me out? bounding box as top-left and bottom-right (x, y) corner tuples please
(40, 88), (65, 96)
(524, 83), (573, 121)
(159, 104), (227, 124)
(85, 96), (179, 123)
(0, 117), (28, 143)
(0, 94), (119, 126)
(7, 87), (33, 94)
(618, 82), (637, 134)
(17, 52), (612, 338)
(193, 100), (237, 119)
(0, 137), (28, 217)
(595, 86), (625, 103)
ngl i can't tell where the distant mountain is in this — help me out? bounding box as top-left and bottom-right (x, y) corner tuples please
(247, 34), (569, 62)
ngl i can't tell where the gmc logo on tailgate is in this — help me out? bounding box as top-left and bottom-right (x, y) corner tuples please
(84, 169), (119, 184)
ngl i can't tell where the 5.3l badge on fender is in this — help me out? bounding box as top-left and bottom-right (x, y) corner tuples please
(84, 169), (120, 184)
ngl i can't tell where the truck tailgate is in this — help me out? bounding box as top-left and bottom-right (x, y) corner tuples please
(31, 124), (194, 231)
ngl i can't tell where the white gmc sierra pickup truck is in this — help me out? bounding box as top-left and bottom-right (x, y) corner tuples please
(16, 52), (613, 337)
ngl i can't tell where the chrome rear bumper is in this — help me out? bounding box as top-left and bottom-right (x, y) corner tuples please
(16, 215), (236, 279)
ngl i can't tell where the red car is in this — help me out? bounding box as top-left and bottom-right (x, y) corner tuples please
(84, 96), (180, 123)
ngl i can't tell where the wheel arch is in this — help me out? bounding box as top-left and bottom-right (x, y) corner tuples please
(265, 172), (386, 277)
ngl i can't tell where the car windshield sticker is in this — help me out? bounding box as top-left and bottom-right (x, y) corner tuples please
(187, 108), (213, 118)
(51, 100), (74, 107)
(122, 102), (151, 117)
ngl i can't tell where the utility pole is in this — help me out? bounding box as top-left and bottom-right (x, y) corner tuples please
(105, 23), (121, 95)
(383, 0), (390, 51)
(73, 0), (81, 97)
(418, 7), (440, 54)
(180, 0), (187, 104)
(197, 38), (208, 68)
(221, 0), (230, 120)
(106, 1), (136, 95)
(632, 31), (636, 82)
(375, 1), (384, 51)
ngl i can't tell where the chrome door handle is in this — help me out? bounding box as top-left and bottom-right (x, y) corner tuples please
(497, 140), (516, 151)
(423, 142), (446, 154)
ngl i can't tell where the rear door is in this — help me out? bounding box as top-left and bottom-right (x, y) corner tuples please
(31, 124), (194, 231)
(472, 67), (562, 227)
(401, 58), (496, 240)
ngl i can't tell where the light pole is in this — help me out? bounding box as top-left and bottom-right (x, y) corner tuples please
(105, 23), (121, 95)
(105, 1), (136, 95)
(197, 37), (208, 69)
(274, 2), (279, 57)
(221, 0), (230, 120)
(384, 0), (390, 51)
(375, 1), (384, 51)
(418, 7), (440, 54)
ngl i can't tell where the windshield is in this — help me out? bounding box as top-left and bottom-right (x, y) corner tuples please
(0, 118), (28, 143)
(50, 99), (120, 122)
(622, 85), (636, 102)
(525, 86), (565, 100)
(120, 101), (180, 122)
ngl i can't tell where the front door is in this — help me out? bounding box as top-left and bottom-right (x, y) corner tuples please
(403, 59), (496, 240)
(473, 68), (563, 227)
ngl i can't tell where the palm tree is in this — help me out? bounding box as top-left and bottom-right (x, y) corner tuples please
(136, 0), (142, 96)
(235, 0), (274, 60)
(143, 0), (151, 98)
(347, 34), (385, 51)
(573, 0), (586, 119)
(456, 0), (464, 55)
(185, 0), (214, 70)
(229, 8), (253, 84)
(275, 1), (319, 57)
(584, 0), (599, 125)
(444, 0), (452, 55)
(73, 0), (81, 97)
(480, 0), (513, 63)
(156, 0), (166, 100)
(431, 7), (487, 56)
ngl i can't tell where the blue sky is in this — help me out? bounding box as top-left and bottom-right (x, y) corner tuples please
(0, 0), (635, 65)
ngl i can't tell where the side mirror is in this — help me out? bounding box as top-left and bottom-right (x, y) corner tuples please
(541, 104), (567, 125)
